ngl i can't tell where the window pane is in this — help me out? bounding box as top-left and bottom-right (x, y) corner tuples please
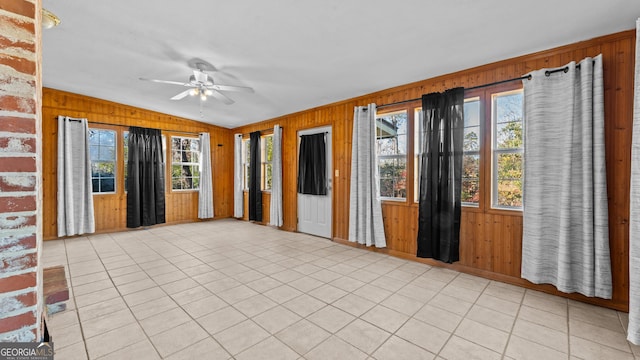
(464, 100), (480, 127)
(496, 152), (523, 179)
(181, 138), (191, 151)
(496, 152), (523, 207)
(172, 178), (182, 190)
(496, 180), (523, 207)
(462, 154), (480, 204)
(376, 111), (407, 156)
(462, 179), (480, 204)
(99, 146), (115, 161)
(90, 145), (99, 161)
(100, 178), (115, 192)
(89, 130), (99, 145)
(265, 136), (273, 162)
(171, 136), (201, 190)
(378, 157), (406, 199)
(463, 98), (481, 205)
(496, 121), (523, 149)
(463, 127), (480, 151)
(89, 128), (117, 194)
(494, 91), (523, 150)
(492, 90), (524, 209)
(377, 111), (407, 200)
(99, 131), (114, 146)
(265, 164), (272, 190)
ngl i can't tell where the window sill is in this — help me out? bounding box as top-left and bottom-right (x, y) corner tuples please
(381, 198), (407, 203)
(171, 189), (200, 193)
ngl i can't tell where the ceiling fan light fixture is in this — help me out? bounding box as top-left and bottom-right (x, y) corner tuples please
(200, 93), (207, 101)
(204, 89), (213, 96)
(42, 8), (61, 29)
(189, 88), (198, 96)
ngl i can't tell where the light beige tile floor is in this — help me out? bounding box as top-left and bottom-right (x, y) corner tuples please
(44, 219), (640, 359)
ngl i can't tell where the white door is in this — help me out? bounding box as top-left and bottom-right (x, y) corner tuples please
(297, 126), (332, 238)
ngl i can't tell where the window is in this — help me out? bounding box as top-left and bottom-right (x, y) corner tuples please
(171, 136), (200, 190)
(462, 98), (481, 206)
(241, 136), (273, 191)
(410, 87), (523, 211)
(89, 128), (116, 193)
(242, 138), (250, 190)
(492, 90), (524, 209)
(376, 110), (407, 199)
(123, 131), (128, 191)
(262, 135), (273, 191)
(414, 108), (422, 202)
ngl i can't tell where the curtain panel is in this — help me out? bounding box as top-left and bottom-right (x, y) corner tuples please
(521, 55), (612, 299)
(57, 116), (95, 237)
(248, 131), (262, 221)
(270, 125), (283, 227)
(348, 104), (386, 248)
(233, 134), (244, 218)
(297, 133), (327, 195)
(416, 88), (464, 263)
(198, 132), (214, 219)
(126, 126), (166, 228)
(628, 18), (640, 345)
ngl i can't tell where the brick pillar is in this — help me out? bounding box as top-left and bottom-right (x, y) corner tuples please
(0, 0), (43, 342)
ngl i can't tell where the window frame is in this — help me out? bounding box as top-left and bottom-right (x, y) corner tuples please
(261, 134), (273, 192)
(88, 127), (117, 195)
(242, 138), (250, 191)
(170, 135), (201, 192)
(376, 109), (409, 201)
(408, 83), (523, 216)
(490, 88), (524, 211)
(462, 96), (482, 208)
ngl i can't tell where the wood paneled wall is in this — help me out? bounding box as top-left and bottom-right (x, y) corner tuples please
(42, 89), (233, 239)
(232, 30), (635, 311)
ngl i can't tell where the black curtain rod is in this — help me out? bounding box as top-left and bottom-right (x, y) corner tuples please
(376, 75), (531, 109)
(376, 60), (595, 109)
(544, 62), (588, 76)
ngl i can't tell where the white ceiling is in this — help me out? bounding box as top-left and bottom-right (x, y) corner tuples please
(42, 1), (638, 128)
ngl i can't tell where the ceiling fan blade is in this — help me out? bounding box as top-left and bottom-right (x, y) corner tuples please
(209, 84), (254, 93)
(170, 89), (192, 100)
(140, 77), (190, 86)
(209, 90), (234, 105)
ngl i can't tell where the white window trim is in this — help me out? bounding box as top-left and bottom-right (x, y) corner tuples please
(89, 128), (117, 195)
(490, 89), (524, 211)
(377, 110), (408, 201)
(171, 135), (201, 191)
(261, 135), (273, 192)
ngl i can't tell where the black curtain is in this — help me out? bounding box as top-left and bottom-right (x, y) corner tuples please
(126, 127), (165, 228)
(417, 87), (464, 263)
(249, 131), (262, 221)
(297, 133), (327, 195)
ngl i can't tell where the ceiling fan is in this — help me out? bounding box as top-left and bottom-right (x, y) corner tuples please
(140, 66), (254, 105)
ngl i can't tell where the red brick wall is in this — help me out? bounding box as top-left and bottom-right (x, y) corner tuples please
(0, 0), (43, 342)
